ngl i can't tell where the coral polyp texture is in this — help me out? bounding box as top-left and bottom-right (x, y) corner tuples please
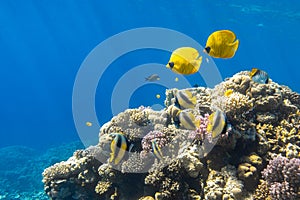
(43, 71), (300, 200)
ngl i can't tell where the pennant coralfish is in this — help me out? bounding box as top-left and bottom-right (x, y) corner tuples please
(109, 133), (133, 165)
(151, 140), (163, 160)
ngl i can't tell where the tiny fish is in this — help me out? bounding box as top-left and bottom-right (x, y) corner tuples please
(175, 77), (179, 82)
(224, 89), (233, 97)
(86, 122), (92, 127)
(156, 94), (161, 99)
(145, 74), (160, 82)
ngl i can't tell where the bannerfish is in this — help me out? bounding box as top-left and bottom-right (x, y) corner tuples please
(207, 110), (227, 138)
(151, 140), (163, 160)
(204, 30), (239, 58)
(145, 74), (160, 82)
(166, 104), (181, 125)
(175, 90), (197, 109)
(250, 68), (269, 84)
(166, 47), (202, 75)
(109, 133), (133, 165)
(178, 111), (201, 130)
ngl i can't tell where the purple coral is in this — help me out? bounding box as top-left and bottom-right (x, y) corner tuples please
(188, 114), (212, 142)
(262, 155), (300, 199)
(141, 130), (167, 152)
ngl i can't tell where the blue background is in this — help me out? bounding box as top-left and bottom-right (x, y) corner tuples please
(0, 0), (299, 150)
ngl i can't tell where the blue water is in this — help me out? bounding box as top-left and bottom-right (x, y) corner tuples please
(0, 1), (299, 151)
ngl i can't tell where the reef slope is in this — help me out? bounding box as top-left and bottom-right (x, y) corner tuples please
(43, 71), (300, 200)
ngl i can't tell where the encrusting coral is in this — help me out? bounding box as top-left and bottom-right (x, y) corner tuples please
(43, 71), (300, 199)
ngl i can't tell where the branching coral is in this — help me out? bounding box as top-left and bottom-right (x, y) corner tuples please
(262, 155), (300, 199)
(141, 130), (168, 153)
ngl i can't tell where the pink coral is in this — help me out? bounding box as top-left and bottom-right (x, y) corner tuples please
(141, 130), (167, 152)
(188, 114), (212, 142)
(262, 155), (300, 199)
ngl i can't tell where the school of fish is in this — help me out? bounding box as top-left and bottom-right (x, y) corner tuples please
(104, 29), (271, 164)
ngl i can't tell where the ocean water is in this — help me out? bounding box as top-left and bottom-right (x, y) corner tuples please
(0, 0), (299, 199)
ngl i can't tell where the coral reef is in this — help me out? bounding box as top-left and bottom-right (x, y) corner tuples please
(43, 71), (300, 199)
(204, 165), (244, 200)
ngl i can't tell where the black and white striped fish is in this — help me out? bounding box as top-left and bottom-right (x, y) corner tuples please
(175, 90), (196, 109)
(109, 133), (133, 165)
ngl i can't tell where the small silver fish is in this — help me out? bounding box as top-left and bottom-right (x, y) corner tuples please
(145, 74), (160, 82)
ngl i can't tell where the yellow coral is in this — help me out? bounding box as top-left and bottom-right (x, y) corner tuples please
(254, 180), (272, 200)
(130, 110), (150, 126)
(95, 181), (112, 195)
(225, 92), (253, 113)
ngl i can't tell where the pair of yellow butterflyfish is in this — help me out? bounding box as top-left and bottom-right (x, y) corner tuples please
(166, 30), (239, 75)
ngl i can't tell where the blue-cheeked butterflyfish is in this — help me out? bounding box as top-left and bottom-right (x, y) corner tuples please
(204, 30), (239, 59)
(207, 110), (227, 138)
(109, 133), (133, 165)
(175, 89), (196, 109)
(151, 140), (163, 160)
(166, 47), (202, 75)
(250, 68), (269, 84)
(178, 110), (201, 130)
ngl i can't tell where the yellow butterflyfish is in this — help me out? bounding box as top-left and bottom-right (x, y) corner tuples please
(204, 30), (239, 58)
(166, 47), (202, 75)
